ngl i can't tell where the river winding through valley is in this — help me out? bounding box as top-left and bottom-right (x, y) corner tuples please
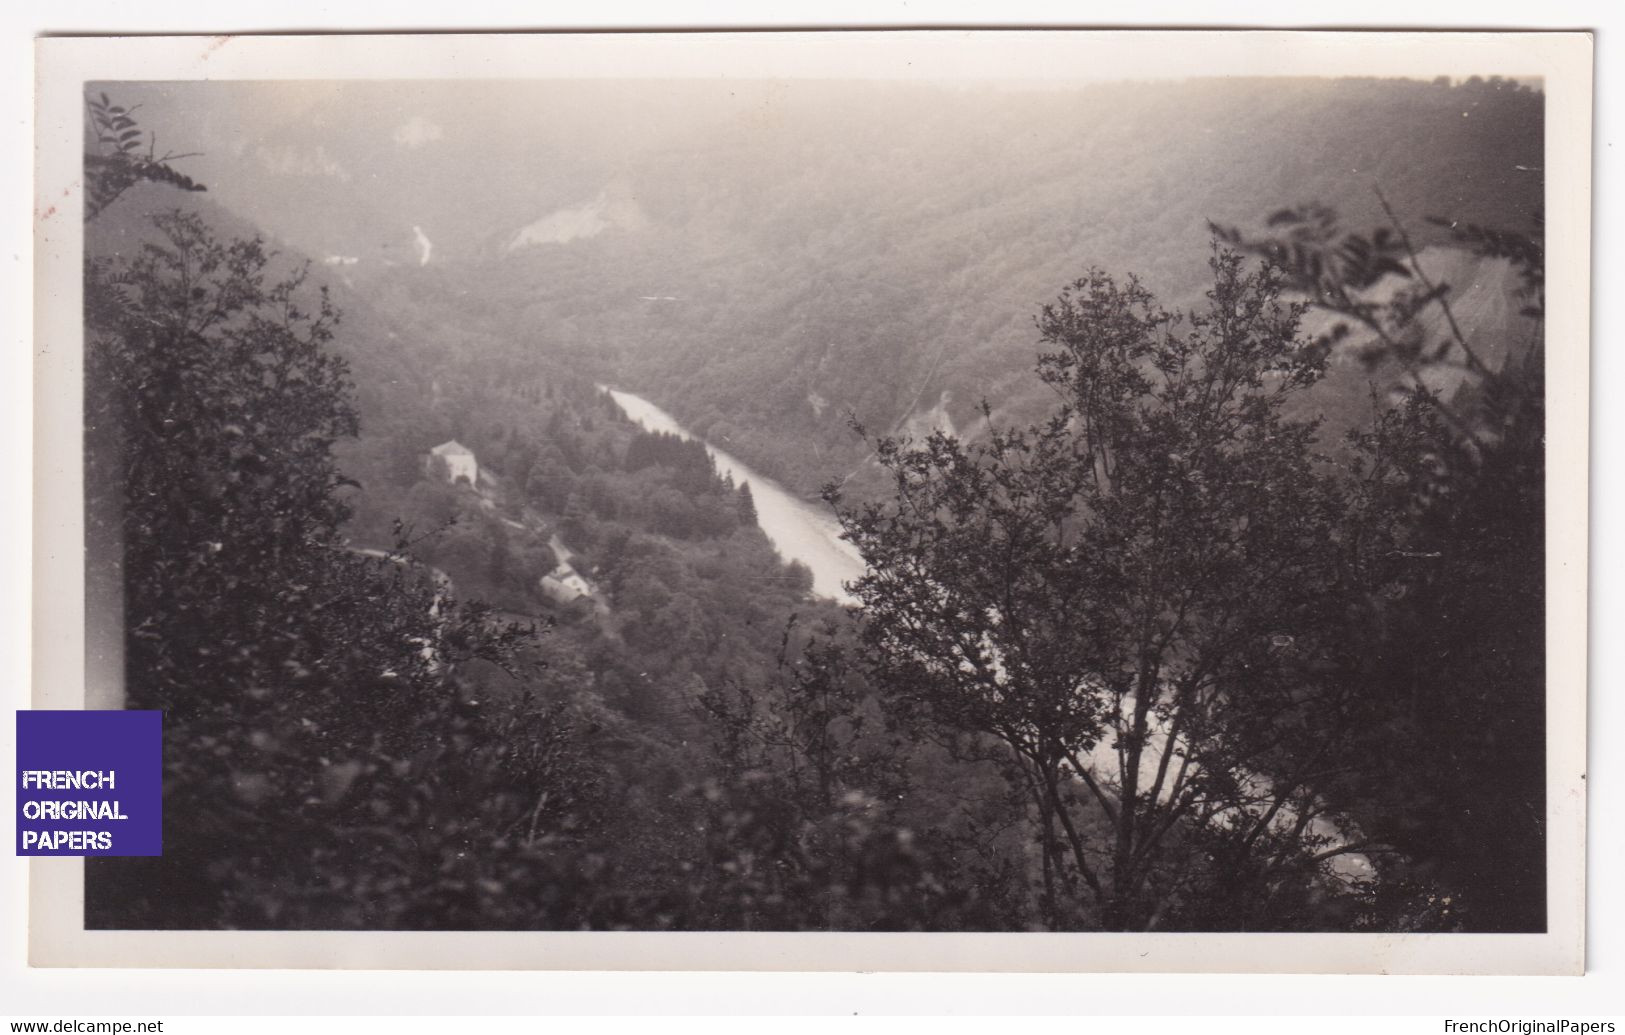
(603, 388), (865, 603)
(603, 390), (1370, 876)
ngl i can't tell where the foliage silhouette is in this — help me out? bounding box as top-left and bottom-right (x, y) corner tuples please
(829, 247), (1433, 930)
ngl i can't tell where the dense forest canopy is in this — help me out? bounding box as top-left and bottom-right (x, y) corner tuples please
(82, 74), (1546, 933)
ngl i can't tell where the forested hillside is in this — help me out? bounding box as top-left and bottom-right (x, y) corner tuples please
(524, 77), (1541, 495)
(103, 76), (1541, 496)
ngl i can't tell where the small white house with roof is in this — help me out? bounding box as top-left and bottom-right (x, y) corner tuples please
(427, 439), (478, 486)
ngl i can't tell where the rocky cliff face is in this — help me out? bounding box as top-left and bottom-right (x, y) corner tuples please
(508, 186), (650, 250)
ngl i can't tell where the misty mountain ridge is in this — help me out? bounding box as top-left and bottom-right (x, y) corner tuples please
(98, 77), (1539, 262)
(92, 75), (1543, 497)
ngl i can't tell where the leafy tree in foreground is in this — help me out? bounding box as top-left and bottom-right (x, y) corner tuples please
(1216, 202), (1547, 931)
(84, 209), (601, 929)
(85, 211), (359, 711)
(686, 619), (1017, 930)
(84, 91), (206, 219)
(830, 248), (1415, 931)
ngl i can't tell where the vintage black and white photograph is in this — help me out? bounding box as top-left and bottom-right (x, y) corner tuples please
(30, 30), (1591, 971)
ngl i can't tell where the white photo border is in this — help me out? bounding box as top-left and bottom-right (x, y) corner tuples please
(29, 28), (1593, 974)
